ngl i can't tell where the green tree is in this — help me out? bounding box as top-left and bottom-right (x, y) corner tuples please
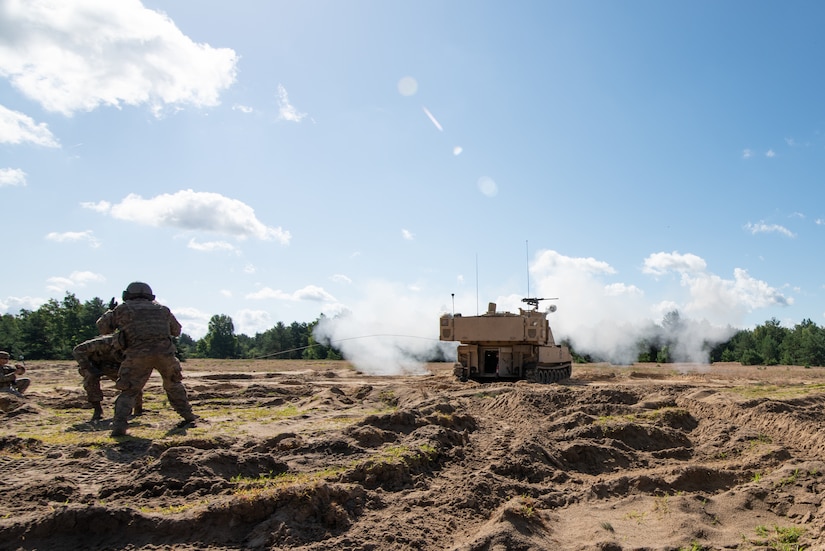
(203, 314), (238, 358)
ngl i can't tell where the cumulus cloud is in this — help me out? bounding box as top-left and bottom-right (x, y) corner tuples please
(171, 305), (211, 339)
(402, 229), (414, 241)
(744, 221), (795, 238)
(246, 285), (337, 303)
(46, 270), (105, 293)
(186, 238), (238, 253)
(83, 189), (291, 243)
(0, 105), (59, 146)
(276, 84), (306, 122)
(0, 0), (237, 116)
(0, 295), (47, 315)
(45, 230), (100, 248)
(0, 168), (27, 187)
(642, 251), (707, 276)
(233, 309), (273, 337)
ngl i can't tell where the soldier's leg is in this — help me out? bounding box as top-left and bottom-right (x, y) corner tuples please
(14, 378), (30, 394)
(156, 355), (196, 423)
(133, 390), (144, 416)
(111, 359), (153, 437)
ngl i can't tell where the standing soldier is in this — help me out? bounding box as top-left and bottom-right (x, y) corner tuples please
(97, 282), (196, 437)
(72, 334), (143, 422)
(0, 351), (29, 395)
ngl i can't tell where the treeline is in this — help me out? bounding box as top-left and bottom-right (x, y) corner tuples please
(0, 293), (341, 361)
(2, 293), (825, 366)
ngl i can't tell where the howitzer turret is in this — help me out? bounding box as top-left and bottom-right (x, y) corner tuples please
(440, 298), (572, 383)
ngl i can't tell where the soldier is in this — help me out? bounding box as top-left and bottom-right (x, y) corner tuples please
(0, 351), (29, 395)
(72, 334), (143, 422)
(97, 282), (196, 437)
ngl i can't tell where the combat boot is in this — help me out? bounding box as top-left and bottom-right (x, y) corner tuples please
(90, 402), (103, 422)
(110, 419), (128, 437)
(133, 392), (143, 416)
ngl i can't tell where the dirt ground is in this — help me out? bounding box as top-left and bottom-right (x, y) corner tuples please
(2, 360), (825, 551)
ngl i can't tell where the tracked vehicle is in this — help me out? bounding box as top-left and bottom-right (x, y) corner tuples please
(439, 298), (572, 384)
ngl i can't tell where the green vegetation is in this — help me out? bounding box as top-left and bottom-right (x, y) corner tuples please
(753, 525), (805, 551)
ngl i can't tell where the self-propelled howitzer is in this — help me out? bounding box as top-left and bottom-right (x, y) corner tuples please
(439, 298), (572, 383)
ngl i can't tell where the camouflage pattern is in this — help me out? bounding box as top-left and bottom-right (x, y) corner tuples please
(97, 297), (194, 434)
(0, 352), (29, 394)
(72, 334), (142, 409)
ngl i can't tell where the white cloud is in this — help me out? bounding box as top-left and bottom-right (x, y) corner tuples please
(186, 238), (238, 253)
(642, 251), (707, 276)
(0, 168), (27, 187)
(765, 149), (776, 158)
(401, 228), (415, 241)
(171, 305), (211, 339)
(0, 0), (238, 116)
(220, 289), (232, 298)
(742, 148), (752, 159)
(45, 230), (100, 248)
(276, 84), (306, 122)
(0, 105), (60, 146)
(85, 190), (291, 243)
(46, 270), (105, 293)
(0, 295), (47, 315)
(232, 104), (254, 114)
(453, 146), (463, 156)
(246, 285), (337, 303)
(331, 274), (352, 284)
(744, 221), (795, 238)
(233, 309), (273, 337)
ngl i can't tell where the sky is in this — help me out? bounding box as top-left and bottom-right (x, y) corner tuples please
(2, 1), (825, 369)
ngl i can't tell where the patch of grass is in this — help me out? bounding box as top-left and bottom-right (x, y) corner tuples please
(137, 500), (206, 515)
(600, 521), (614, 533)
(775, 468), (801, 489)
(232, 465), (348, 497)
(751, 524), (805, 551)
(725, 382), (825, 399)
(625, 510), (647, 524)
(678, 542), (706, 551)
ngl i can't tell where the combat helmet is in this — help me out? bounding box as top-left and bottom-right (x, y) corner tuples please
(122, 282), (155, 301)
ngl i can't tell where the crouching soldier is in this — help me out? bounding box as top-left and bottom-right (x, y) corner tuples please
(0, 351), (29, 395)
(72, 334), (143, 422)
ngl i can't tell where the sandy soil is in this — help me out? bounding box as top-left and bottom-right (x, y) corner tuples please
(2, 359), (825, 550)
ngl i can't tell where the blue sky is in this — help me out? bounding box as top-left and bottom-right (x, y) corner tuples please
(2, 1), (824, 364)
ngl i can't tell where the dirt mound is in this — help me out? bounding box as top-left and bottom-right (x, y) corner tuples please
(2, 360), (825, 550)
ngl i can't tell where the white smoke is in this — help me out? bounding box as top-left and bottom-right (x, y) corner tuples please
(313, 280), (452, 375)
(525, 249), (787, 364)
(312, 249), (789, 374)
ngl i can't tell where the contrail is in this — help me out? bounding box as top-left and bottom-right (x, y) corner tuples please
(422, 106), (443, 132)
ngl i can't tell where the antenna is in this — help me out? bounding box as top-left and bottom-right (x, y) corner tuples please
(451, 293), (455, 316)
(475, 253), (479, 316)
(525, 240), (530, 298)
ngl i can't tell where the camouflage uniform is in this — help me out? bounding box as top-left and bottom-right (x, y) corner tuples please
(0, 351), (29, 395)
(72, 334), (143, 420)
(97, 284), (195, 436)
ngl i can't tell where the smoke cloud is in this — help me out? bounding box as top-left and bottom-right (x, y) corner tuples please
(312, 249), (789, 375)
(313, 280), (453, 375)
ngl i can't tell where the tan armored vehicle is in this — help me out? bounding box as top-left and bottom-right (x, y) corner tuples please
(439, 297), (572, 383)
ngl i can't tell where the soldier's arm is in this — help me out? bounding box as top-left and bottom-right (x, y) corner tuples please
(96, 310), (116, 335)
(169, 311), (182, 337)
